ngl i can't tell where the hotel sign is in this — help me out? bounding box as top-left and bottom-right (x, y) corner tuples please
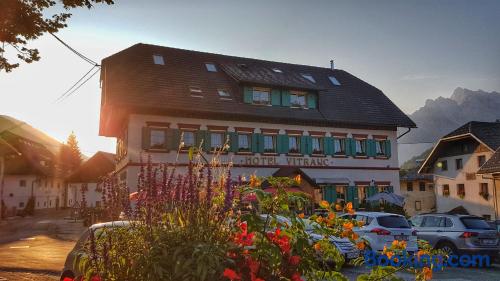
(241, 156), (330, 167)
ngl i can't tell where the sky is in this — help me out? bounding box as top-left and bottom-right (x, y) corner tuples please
(1, 0), (499, 156)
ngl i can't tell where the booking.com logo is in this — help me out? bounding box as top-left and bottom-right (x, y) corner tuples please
(364, 250), (491, 270)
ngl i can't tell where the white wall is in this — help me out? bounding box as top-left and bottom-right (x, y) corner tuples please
(117, 114), (401, 196)
(2, 175), (65, 215)
(433, 151), (496, 218)
(67, 182), (103, 208)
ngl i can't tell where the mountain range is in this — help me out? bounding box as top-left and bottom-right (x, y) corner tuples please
(398, 87), (500, 167)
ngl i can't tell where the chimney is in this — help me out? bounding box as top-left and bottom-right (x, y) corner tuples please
(330, 59), (335, 70)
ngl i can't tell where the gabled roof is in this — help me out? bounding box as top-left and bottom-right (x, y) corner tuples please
(0, 131), (56, 176)
(444, 121), (500, 151)
(418, 121), (500, 174)
(99, 44), (415, 136)
(67, 151), (116, 183)
(478, 148), (500, 174)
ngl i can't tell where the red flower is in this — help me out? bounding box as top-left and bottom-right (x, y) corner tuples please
(289, 255), (301, 266)
(223, 268), (241, 280)
(291, 272), (303, 281)
(91, 276), (101, 281)
(62, 278), (74, 281)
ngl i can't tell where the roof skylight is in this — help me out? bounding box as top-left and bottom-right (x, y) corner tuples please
(218, 89), (230, 97)
(328, 76), (341, 86)
(205, 63), (217, 72)
(272, 68), (283, 73)
(301, 74), (315, 83)
(152, 54), (165, 65)
(189, 86), (203, 97)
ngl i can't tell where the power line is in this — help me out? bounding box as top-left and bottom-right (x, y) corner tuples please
(54, 65), (98, 102)
(49, 32), (99, 66)
(57, 67), (101, 102)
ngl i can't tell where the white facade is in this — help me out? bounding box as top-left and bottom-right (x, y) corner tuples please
(116, 114), (401, 203)
(67, 182), (103, 208)
(2, 175), (64, 216)
(433, 150), (497, 219)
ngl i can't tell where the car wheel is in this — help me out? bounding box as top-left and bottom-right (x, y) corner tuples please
(437, 241), (457, 256)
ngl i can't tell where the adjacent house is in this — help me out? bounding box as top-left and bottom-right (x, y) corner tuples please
(66, 151), (116, 208)
(419, 121), (500, 220)
(477, 147), (500, 220)
(399, 169), (435, 216)
(0, 131), (65, 216)
(98, 44), (416, 208)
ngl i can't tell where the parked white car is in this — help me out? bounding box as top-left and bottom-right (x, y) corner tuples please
(338, 212), (418, 253)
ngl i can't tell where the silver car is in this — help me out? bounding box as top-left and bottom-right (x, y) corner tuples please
(410, 214), (499, 258)
(60, 221), (131, 281)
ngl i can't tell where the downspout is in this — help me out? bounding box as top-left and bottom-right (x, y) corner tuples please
(397, 127), (411, 140)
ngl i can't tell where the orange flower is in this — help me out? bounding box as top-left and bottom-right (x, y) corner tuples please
(356, 241), (365, 250)
(294, 174), (302, 185)
(392, 240), (399, 246)
(386, 251), (394, 259)
(417, 250), (425, 259)
(315, 216), (323, 223)
(357, 221), (365, 227)
(319, 200), (329, 208)
(383, 245), (388, 253)
(335, 204), (342, 211)
(328, 212), (335, 220)
(341, 230), (350, 238)
(343, 222), (353, 230)
(298, 213), (305, 219)
(423, 267), (432, 280)
(348, 208), (355, 215)
(313, 242), (321, 251)
(351, 233), (359, 240)
(346, 202), (353, 211)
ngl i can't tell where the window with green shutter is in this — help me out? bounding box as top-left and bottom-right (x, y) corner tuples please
(251, 134), (260, 153)
(300, 135), (308, 155)
(196, 130), (208, 151)
(384, 140), (392, 158)
(324, 137), (334, 155)
(228, 132), (238, 153)
(367, 139), (376, 157)
(323, 185), (337, 203)
(243, 87), (253, 104)
(166, 128), (180, 151)
(237, 133), (252, 153)
(271, 89), (281, 106)
(277, 134), (289, 154)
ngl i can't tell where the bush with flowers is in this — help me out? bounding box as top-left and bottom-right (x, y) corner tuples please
(73, 141), (444, 281)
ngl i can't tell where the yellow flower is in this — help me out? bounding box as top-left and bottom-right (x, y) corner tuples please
(315, 216), (323, 223)
(392, 240), (399, 246)
(298, 213), (305, 219)
(319, 200), (330, 209)
(357, 221), (365, 227)
(294, 174), (302, 184)
(383, 245), (387, 253)
(423, 267), (432, 280)
(313, 243), (321, 251)
(356, 241), (365, 250)
(328, 212), (335, 220)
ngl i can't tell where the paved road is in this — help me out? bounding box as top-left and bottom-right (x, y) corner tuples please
(0, 210), (85, 281)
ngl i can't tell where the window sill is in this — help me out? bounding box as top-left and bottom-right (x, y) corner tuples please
(375, 156), (389, 160)
(311, 154), (326, 157)
(287, 153), (302, 156)
(263, 153), (278, 156)
(333, 155), (348, 158)
(236, 152), (253, 155)
(354, 155), (368, 159)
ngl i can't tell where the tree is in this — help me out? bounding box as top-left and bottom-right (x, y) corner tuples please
(0, 0), (114, 72)
(59, 131), (83, 173)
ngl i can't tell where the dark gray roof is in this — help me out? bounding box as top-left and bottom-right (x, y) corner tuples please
(99, 44), (415, 136)
(478, 148), (500, 174)
(444, 121), (500, 150)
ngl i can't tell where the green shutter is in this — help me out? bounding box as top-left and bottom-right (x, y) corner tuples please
(251, 134), (259, 153)
(166, 128), (180, 151)
(385, 140), (392, 158)
(324, 137), (333, 155)
(228, 132), (238, 153)
(346, 138), (355, 156)
(305, 136), (313, 155)
(258, 134), (265, 153)
(281, 90), (291, 106)
(350, 138), (357, 156)
(142, 127), (150, 150)
(367, 139), (376, 157)
(300, 135), (308, 155)
(243, 87), (253, 104)
(307, 93), (317, 109)
(277, 134), (288, 154)
(196, 130), (207, 150)
(203, 131), (211, 152)
(346, 186), (354, 205)
(323, 185), (337, 204)
(352, 186), (359, 209)
(271, 89), (281, 106)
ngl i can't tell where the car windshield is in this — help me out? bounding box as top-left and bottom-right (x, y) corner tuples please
(377, 215), (410, 229)
(460, 217), (493, 230)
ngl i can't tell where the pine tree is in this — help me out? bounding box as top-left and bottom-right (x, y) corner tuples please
(59, 131), (83, 173)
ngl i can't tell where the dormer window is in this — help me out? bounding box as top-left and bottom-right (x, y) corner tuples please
(252, 87), (271, 105)
(189, 86), (203, 97)
(218, 89), (230, 97)
(152, 54), (165, 65)
(290, 91), (307, 108)
(205, 63), (217, 72)
(301, 74), (315, 83)
(272, 68), (283, 73)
